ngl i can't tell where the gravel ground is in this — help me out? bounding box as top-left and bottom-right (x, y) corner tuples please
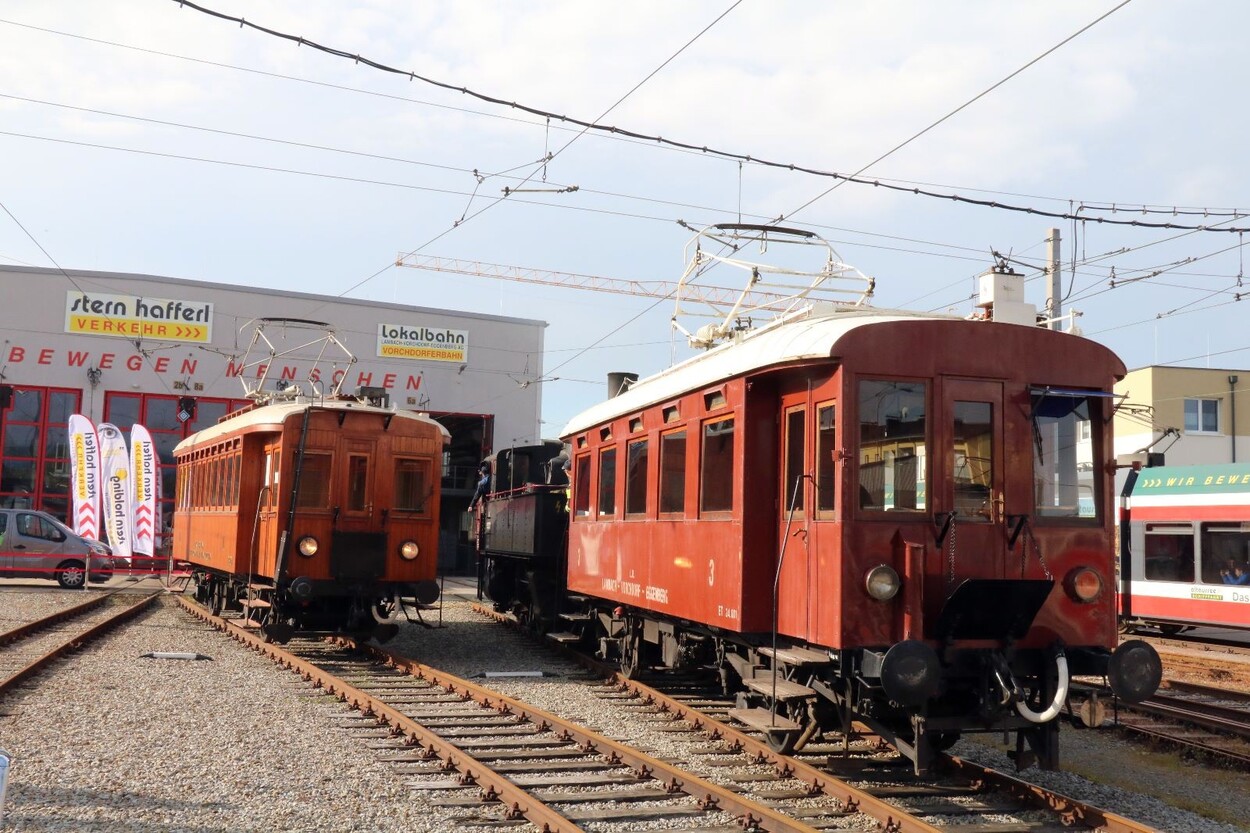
(2, 584), (1247, 832)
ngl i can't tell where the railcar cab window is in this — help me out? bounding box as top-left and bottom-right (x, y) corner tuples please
(952, 401), (993, 521)
(1144, 522), (1195, 582)
(625, 439), (648, 516)
(573, 454), (592, 516)
(858, 381), (926, 511)
(293, 455), (330, 505)
(815, 404), (836, 517)
(659, 430), (687, 515)
(784, 406), (806, 514)
(598, 447), (617, 516)
(1030, 390), (1098, 519)
(700, 417), (734, 514)
(393, 457), (431, 513)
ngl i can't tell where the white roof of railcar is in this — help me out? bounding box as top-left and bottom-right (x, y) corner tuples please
(562, 305), (953, 437)
(174, 398), (450, 454)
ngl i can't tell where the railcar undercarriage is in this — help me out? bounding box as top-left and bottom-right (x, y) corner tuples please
(189, 568), (440, 644)
(520, 590), (1161, 775)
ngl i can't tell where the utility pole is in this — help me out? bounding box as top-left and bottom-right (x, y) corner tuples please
(1046, 228), (1062, 330)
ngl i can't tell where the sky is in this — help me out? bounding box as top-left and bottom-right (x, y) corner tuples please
(2, 1), (1249, 436)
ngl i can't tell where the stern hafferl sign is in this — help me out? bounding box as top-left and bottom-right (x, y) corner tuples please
(65, 291), (213, 343)
(377, 323), (468, 363)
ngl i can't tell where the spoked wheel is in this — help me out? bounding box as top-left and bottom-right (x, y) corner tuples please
(618, 626), (646, 680)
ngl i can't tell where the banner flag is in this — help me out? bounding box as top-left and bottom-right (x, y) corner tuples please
(67, 414), (101, 541)
(98, 423), (133, 561)
(130, 424), (157, 557)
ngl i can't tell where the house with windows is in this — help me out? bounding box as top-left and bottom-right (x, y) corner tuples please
(1114, 366), (1248, 467)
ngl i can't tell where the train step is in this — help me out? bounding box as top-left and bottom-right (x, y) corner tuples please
(546, 631), (583, 644)
(238, 618), (263, 629)
(240, 599), (271, 609)
(248, 583), (274, 592)
(758, 645), (831, 666)
(558, 611), (595, 622)
(743, 676), (817, 701)
(727, 707), (801, 733)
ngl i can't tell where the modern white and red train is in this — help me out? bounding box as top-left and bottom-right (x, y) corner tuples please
(1120, 462), (1250, 634)
(475, 231), (1163, 774)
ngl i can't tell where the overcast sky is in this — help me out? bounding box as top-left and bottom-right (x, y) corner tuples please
(2, 1), (1247, 434)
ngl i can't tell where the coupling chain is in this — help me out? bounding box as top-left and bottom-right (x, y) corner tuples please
(1022, 518), (1052, 580)
(946, 511), (958, 588)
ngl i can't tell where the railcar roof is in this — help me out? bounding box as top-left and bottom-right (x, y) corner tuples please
(173, 398), (450, 454)
(561, 305), (1110, 438)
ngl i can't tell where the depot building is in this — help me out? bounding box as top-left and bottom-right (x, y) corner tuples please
(0, 265), (545, 570)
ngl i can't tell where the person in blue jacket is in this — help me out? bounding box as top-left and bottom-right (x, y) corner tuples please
(1220, 558), (1250, 585)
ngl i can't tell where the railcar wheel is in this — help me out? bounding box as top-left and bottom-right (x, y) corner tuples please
(619, 628), (645, 679)
(764, 728), (799, 755)
(1158, 623), (1184, 636)
(209, 583), (224, 616)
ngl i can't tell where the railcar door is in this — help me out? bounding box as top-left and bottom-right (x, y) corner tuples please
(937, 378), (1006, 587)
(776, 394), (814, 640)
(339, 439), (379, 532)
(256, 442), (281, 578)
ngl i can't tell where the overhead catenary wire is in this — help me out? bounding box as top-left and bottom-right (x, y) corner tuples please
(160, 0), (1249, 234)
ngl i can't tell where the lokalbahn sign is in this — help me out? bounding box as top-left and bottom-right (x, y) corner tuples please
(377, 323), (468, 363)
(65, 291), (214, 343)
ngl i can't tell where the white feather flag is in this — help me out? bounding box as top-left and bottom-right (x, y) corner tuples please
(67, 414), (100, 541)
(130, 424), (157, 558)
(98, 423), (133, 562)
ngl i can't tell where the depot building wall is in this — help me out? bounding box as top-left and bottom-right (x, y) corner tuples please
(0, 266), (545, 550)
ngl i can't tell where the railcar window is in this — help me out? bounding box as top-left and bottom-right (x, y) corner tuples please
(816, 404), (836, 516)
(1031, 392), (1096, 519)
(784, 407), (806, 513)
(659, 430), (687, 514)
(1144, 523), (1195, 582)
(598, 448), (617, 516)
(228, 454), (239, 506)
(347, 455), (369, 512)
(393, 457), (430, 512)
(1200, 522), (1250, 584)
(297, 453), (332, 509)
(625, 439), (649, 515)
(573, 454), (591, 516)
(858, 381), (926, 511)
(953, 401), (993, 521)
(700, 418), (735, 513)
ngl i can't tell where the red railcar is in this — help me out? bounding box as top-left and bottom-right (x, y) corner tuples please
(173, 393), (446, 642)
(553, 305), (1159, 772)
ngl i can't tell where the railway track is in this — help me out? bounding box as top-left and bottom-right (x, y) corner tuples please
(471, 605), (1159, 833)
(0, 590), (162, 697)
(177, 594), (857, 832)
(1097, 680), (1250, 767)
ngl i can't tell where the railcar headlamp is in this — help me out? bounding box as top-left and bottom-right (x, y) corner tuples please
(399, 540), (420, 561)
(297, 536), (319, 557)
(1064, 566), (1103, 603)
(865, 564), (901, 601)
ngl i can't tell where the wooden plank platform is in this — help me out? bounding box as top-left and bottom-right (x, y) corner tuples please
(727, 706), (801, 732)
(759, 645), (830, 665)
(743, 677), (816, 700)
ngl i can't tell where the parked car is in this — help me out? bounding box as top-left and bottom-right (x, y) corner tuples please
(0, 508), (116, 588)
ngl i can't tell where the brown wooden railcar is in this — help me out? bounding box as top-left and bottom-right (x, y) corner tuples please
(173, 397), (446, 641)
(557, 306), (1161, 772)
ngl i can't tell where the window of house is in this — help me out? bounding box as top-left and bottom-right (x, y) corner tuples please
(598, 447), (617, 516)
(700, 418), (734, 513)
(626, 439), (649, 515)
(1184, 398), (1220, 433)
(659, 430), (687, 514)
